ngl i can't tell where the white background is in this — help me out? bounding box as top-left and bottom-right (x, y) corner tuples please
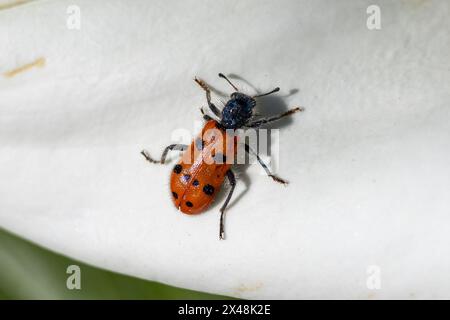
(0, 0), (449, 299)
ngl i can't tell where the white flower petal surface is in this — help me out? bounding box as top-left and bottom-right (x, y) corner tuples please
(1, 0), (449, 299)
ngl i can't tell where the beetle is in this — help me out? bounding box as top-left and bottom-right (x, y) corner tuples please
(141, 73), (303, 239)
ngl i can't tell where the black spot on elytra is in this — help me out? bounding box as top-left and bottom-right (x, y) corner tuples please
(192, 179), (199, 186)
(173, 164), (182, 174)
(186, 201), (193, 207)
(172, 191), (178, 199)
(182, 174), (191, 182)
(203, 184), (215, 196)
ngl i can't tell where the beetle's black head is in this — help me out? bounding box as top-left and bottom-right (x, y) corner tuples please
(216, 73), (280, 129)
(221, 92), (256, 129)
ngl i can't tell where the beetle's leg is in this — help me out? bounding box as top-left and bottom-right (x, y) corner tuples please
(246, 107), (304, 128)
(219, 169), (236, 240)
(141, 144), (188, 164)
(200, 107), (216, 122)
(194, 78), (222, 118)
(244, 143), (288, 185)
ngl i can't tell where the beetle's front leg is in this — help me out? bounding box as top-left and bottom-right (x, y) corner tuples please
(194, 77), (222, 118)
(200, 107), (216, 122)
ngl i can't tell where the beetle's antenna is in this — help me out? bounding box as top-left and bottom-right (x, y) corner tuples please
(218, 73), (239, 92)
(253, 87), (280, 98)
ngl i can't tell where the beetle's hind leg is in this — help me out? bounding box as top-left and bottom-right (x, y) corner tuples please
(194, 77), (222, 118)
(219, 170), (236, 240)
(141, 144), (188, 165)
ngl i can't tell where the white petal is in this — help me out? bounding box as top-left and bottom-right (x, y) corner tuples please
(1, 0), (449, 299)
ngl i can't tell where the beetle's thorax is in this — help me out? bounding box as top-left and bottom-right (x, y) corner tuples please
(221, 92), (256, 129)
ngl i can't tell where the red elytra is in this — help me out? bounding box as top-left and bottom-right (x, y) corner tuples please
(171, 120), (236, 214)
